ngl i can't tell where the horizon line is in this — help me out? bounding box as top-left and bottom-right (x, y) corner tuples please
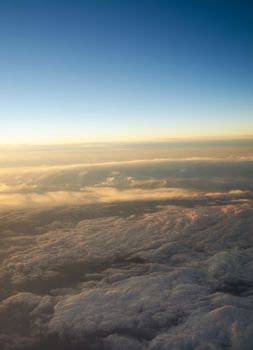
(0, 134), (253, 147)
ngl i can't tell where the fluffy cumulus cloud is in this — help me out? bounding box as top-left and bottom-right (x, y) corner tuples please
(0, 200), (253, 350)
(0, 158), (253, 349)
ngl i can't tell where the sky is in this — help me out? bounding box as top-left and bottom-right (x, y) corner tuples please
(0, 0), (253, 143)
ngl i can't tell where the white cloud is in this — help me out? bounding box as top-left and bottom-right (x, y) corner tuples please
(0, 203), (252, 349)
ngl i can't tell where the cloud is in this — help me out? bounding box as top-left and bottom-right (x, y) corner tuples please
(0, 187), (203, 208)
(0, 202), (253, 349)
(0, 157), (253, 349)
(0, 159), (252, 208)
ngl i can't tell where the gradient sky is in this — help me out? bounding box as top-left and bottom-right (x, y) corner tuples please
(0, 0), (253, 143)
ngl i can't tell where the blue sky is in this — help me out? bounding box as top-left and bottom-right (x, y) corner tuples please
(0, 0), (252, 143)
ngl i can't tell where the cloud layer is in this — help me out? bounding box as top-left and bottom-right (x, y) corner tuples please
(0, 201), (253, 349)
(0, 159), (252, 208)
(0, 157), (252, 349)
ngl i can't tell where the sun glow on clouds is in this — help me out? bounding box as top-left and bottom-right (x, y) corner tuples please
(0, 153), (252, 208)
(0, 187), (200, 208)
(0, 142), (252, 349)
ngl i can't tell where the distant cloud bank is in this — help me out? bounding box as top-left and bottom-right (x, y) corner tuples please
(0, 158), (252, 208)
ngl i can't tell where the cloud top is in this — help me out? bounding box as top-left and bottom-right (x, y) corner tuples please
(0, 202), (253, 349)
